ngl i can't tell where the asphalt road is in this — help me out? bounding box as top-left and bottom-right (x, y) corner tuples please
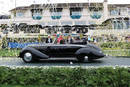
(0, 56), (130, 68)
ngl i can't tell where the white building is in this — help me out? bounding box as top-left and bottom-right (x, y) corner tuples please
(9, 0), (107, 25)
(0, 0), (130, 38)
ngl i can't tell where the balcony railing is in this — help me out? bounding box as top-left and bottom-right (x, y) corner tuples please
(70, 12), (81, 19)
(90, 12), (102, 19)
(51, 12), (62, 20)
(32, 13), (42, 20)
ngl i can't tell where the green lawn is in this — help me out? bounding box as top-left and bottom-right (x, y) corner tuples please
(0, 49), (20, 57)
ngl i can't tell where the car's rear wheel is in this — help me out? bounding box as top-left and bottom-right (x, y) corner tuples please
(77, 54), (92, 62)
(22, 52), (34, 63)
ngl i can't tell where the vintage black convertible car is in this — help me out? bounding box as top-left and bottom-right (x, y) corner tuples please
(19, 40), (105, 63)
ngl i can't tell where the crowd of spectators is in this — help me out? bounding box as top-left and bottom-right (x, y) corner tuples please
(45, 34), (97, 45)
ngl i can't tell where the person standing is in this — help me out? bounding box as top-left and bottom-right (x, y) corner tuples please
(46, 35), (53, 43)
(82, 35), (88, 44)
(67, 35), (73, 44)
(57, 35), (65, 44)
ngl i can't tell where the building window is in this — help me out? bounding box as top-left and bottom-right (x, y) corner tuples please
(125, 20), (129, 29)
(89, 4), (102, 19)
(120, 7), (127, 16)
(110, 8), (119, 16)
(16, 12), (24, 18)
(50, 8), (62, 20)
(89, 3), (103, 12)
(113, 20), (123, 29)
(112, 18), (130, 29)
(109, 7), (128, 16)
(70, 7), (82, 19)
(90, 12), (102, 19)
(31, 9), (42, 20)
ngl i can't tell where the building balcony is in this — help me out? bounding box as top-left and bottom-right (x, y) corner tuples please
(90, 12), (102, 19)
(70, 15), (81, 19)
(70, 12), (82, 19)
(51, 12), (62, 20)
(51, 16), (62, 19)
(32, 15), (42, 20)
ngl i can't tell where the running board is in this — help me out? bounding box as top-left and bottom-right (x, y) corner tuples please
(40, 57), (77, 60)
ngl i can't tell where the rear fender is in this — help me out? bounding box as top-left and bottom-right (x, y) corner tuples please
(20, 47), (49, 59)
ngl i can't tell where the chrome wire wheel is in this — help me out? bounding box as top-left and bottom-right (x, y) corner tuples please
(23, 52), (33, 63)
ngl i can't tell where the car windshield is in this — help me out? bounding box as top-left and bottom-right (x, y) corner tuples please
(52, 37), (87, 45)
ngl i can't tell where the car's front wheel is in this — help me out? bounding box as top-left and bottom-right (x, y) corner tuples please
(22, 52), (34, 63)
(77, 54), (92, 62)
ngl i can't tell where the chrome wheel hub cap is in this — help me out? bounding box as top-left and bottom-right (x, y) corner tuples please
(24, 52), (32, 62)
(84, 56), (88, 61)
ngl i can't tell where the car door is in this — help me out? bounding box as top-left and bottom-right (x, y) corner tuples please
(47, 44), (74, 57)
(49, 45), (82, 57)
(47, 45), (64, 57)
(54, 45), (81, 57)
(47, 45), (82, 58)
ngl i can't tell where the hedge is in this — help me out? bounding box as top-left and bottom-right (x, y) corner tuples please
(103, 49), (130, 56)
(0, 85), (58, 87)
(100, 42), (130, 49)
(0, 67), (130, 87)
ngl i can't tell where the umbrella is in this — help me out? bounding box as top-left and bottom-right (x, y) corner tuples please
(62, 25), (72, 33)
(18, 23), (27, 28)
(72, 25), (88, 33)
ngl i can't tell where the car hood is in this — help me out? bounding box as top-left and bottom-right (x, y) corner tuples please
(86, 43), (102, 51)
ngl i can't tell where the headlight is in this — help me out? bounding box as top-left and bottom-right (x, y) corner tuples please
(99, 51), (102, 53)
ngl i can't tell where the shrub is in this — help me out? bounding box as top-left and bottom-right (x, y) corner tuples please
(0, 67), (129, 87)
(100, 42), (130, 49)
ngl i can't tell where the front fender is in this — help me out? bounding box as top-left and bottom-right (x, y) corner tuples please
(75, 48), (105, 58)
(19, 47), (49, 59)
(75, 48), (91, 55)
